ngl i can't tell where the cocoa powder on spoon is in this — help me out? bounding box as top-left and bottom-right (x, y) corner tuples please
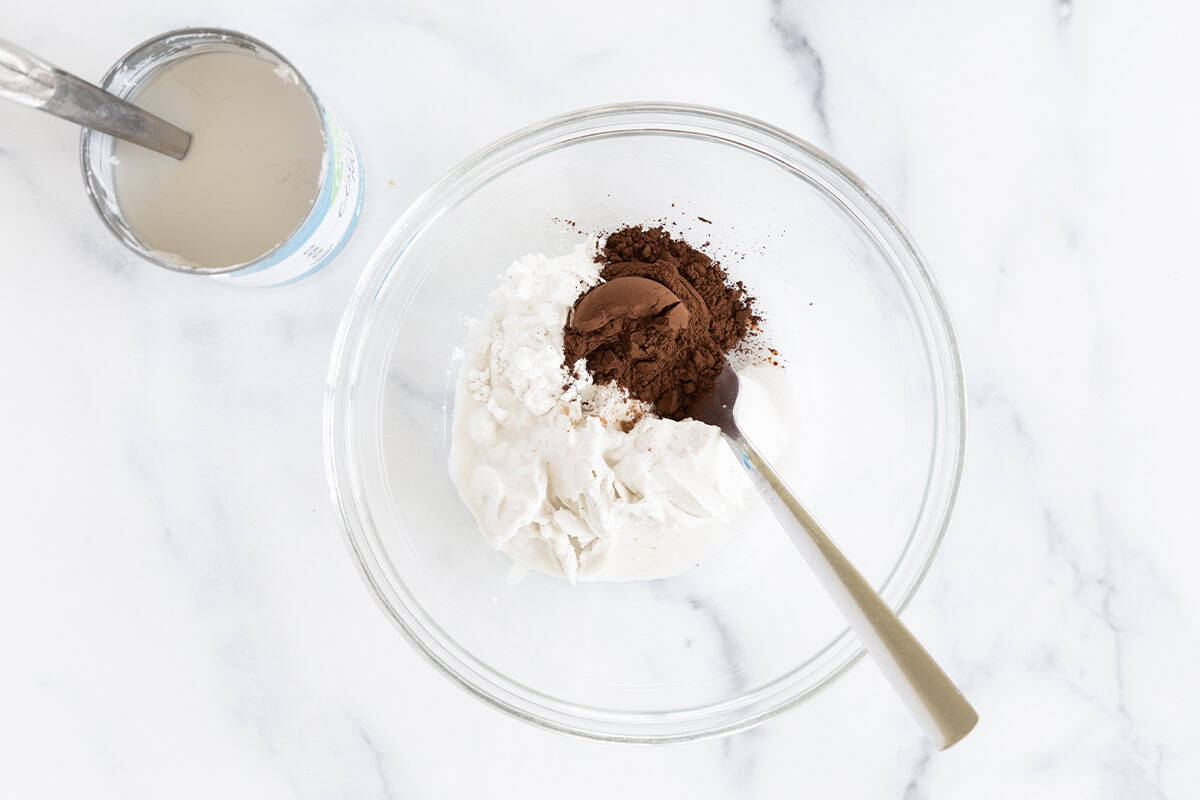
(564, 225), (758, 420)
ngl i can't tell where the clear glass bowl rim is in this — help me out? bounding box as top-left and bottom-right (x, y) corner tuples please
(324, 101), (966, 743)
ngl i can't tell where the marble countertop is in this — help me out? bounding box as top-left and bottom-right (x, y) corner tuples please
(2, 1), (1197, 797)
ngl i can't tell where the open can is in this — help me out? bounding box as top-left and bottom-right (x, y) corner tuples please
(80, 28), (364, 287)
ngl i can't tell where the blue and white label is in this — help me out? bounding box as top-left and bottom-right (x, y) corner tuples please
(216, 109), (363, 287)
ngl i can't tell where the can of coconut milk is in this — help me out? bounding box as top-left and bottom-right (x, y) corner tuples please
(80, 28), (363, 287)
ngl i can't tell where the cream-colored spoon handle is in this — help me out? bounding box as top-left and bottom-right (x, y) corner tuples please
(727, 429), (978, 749)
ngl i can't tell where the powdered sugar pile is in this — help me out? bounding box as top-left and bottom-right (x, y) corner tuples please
(448, 243), (747, 582)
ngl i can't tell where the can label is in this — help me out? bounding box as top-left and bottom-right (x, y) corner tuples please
(216, 108), (363, 287)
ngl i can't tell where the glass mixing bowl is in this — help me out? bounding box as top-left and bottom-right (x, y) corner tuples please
(325, 103), (964, 742)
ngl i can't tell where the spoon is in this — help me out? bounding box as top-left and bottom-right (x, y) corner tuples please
(0, 37), (190, 159)
(691, 364), (978, 749)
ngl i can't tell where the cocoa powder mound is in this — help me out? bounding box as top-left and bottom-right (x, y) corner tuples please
(563, 225), (757, 420)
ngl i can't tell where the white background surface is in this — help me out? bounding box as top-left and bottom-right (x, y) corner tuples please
(2, 1), (1197, 797)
